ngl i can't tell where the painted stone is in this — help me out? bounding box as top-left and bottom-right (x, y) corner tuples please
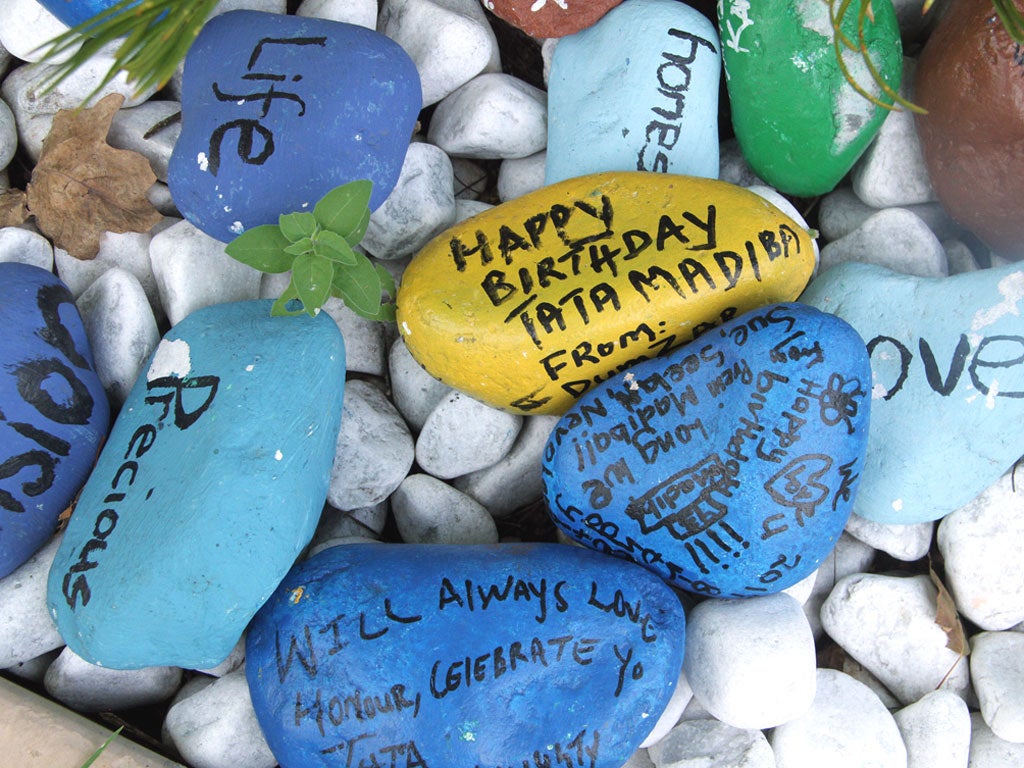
(35, 0), (117, 27)
(546, 0), (720, 185)
(915, 0), (1024, 258)
(0, 264), (109, 579)
(543, 302), (871, 598)
(484, 0), (623, 39)
(167, 10), (421, 242)
(718, 0), (902, 196)
(802, 262), (1024, 525)
(397, 172), (817, 415)
(246, 542), (685, 767)
(46, 300), (346, 669)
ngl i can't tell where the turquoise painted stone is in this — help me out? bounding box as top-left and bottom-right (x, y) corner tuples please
(543, 303), (871, 598)
(46, 301), (345, 669)
(546, 0), (720, 185)
(0, 264), (109, 579)
(718, 0), (902, 196)
(247, 543), (685, 768)
(802, 262), (1024, 525)
(168, 10), (421, 242)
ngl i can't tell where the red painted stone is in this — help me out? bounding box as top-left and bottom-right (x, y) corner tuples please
(483, 0), (623, 38)
(915, 0), (1024, 258)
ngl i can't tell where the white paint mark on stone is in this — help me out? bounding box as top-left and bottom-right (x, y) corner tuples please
(245, 364), (255, 372)
(275, 449), (284, 461)
(401, 321), (412, 336)
(722, 0), (754, 54)
(197, 152), (209, 171)
(986, 380), (1000, 410)
(230, 221), (244, 235)
(891, 498), (903, 512)
(624, 372), (639, 391)
(971, 271), (1024, 331)
(872, 383), (888, 400)
(147, 339), (192, 382)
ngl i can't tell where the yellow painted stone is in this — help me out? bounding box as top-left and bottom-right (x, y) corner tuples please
(397, 172), (816, 414)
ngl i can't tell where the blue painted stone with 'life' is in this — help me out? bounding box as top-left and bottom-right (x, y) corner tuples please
(168, 10), (422, 242)
(546, 0), (721, 185)
(0, 264), (109, 579)
(46, 300), (345, 669)
(543, 303), (872, 598)
(802, 262), (1024, 524)
(246, 543), (685, 768)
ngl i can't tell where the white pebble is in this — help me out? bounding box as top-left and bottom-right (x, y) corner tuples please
(818, 208), (948, 278)
(0, 97), (15, 171)
(44, 646), (182, 712)
(320, 295), (388, 376)
(938, 469), (1024, 630)
(392, 473), (499, 544)
(454, 198), (494, 222)
(428, 73), (547, 159)
(297, 0), (377, 27)
(843, 513), (933, 561)
(621, 750), (656, 768)
(820, 573), (970, 704)
(968, 711), (1024, 767)
(719, 137), (765, 188)
(894, 689), (971, 768)
(817, 187), (956, 242)
(362, 142), (456, 259)
(683, 593), (816, 729)
(971, 631), (1024, 743)
(107, 100), (182, 183)
(770, 669), (907, 768)
(329, 379), (415, 510)
(497, 151), (547, 202)
(0, 225), (53, 270)
(194, 634), (246, 678)
(649, 718), (774, 768)
(944, 239), (981, 275)
(781, 568), (818, 606)
(0, 0), (77, 63)
(803, 532), (875, 638)
(0, 535), (64, 668)
(416, 391), (522, 479)
(640, 668), (693, 748)
(3, 648), (60, 685)
(388, 337), (453, 432)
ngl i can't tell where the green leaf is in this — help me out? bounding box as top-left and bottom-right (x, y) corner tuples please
(279, 211), (318, 243)
(224, 225), (293, 273)
(343, 206), (371, 247)
(314, 180), (373, 241)
(292, 253), (335, 316)
(270, 281), (307, 317)
(331, 250), (383, 317)
(376, 263), (397, 303)
(315, 230), (358, 265)
(80, 726), (123, 768)
(284, 237), (315, 257)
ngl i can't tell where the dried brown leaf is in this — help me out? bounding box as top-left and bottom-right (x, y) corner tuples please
(0, 189), (29, 227)
(929, 559), (969, 657)
(27, 93), (162, 260)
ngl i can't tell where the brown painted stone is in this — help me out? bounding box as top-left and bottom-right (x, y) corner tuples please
(483, 0), (623, 38)
(915, 0), (1024, 258)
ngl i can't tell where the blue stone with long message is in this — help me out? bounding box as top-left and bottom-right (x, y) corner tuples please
(0, 264), (109, 579)
(246, 542), (685, 768)
(168, 10), (421, 242)
(543, 303), (871, 598)
(46, 300), (345, 669)
(802, 262), (1024, 524)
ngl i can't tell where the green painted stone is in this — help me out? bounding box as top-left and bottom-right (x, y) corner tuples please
(718, 0), (903, 196)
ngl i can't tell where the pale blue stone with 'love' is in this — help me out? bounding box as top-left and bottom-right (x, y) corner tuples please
(168, 10), (421, 242)
(802, 262), (1024, 524)
(46, 300), (345, 669)
(543, 303), (871, 598)
(546, 0), (721, 185)
(0, 264), (109, 579)
(246, 542), (685, 768)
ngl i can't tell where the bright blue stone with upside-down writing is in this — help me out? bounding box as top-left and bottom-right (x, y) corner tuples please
(543, 303), (871, 598)
(46, 300), (345, 669)
(168, 10), (421, 242)
(246, 543), (685, 768)
(0, 264), (109, 579)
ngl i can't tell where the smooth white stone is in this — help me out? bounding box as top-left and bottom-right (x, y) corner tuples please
(938, 469), (1024, 630)
(194, 634), (246, 678)
(803, 533), (876, 639)
(817, 187), (956, 242)
(844, 513), (933, 561)
(306, 536), (379, 558)
(894, 689), (971, 768)
(415, 390), (523, 479)
(165, 668), (276, 768)
(770, 669), (907, 768)
(944, 239), (981, 275)
(148, 182), (180, 217)
(497, 151), (547, 202)
(719, 137), (765, 188)
(380, 0), (500, 107)
(454, 414), (558, 517)
(44, 647), (182, 712)
(107, 100), (181, 183)
(328, 379), (415, 510)
(76, 267), (160, 405)
(0, 225), (53, 269)
(320, 295), (388, 376)
(211, 0), (286, 14)
(313, 502), (389, 545)
(362, 142), (456, 259)
(392, 473), (499, 544)
(454, 197), (493, 222)
(0, 535), (64, 668)
(852, 60), (936, 207)
(150, 219), (261, 326)
(541, 38), (557, 86)
(2, 648), (61, 685)
(683, 593), (816, 729)
(833, 654), (901, 708)
(161, 674), (216, 754)
(781, 569), (818, 606)
(0, 33), (11, 73)
(388, 337), (453, 433)
(0, 97), (15, 171)
(969, 711), (1024, 767)
(452, 156), (489, 199)
(678, 694), (713, 722)
(428, 73), (548, 159)
(640, 668), (693, 749)
(297, 0), (377, 27)
(820, 573), (971, 704)
(5, 110), (52, 161)
(649, 719), (774, 768)
(818, 208), (948, 278)
(0, 0), (77, 63)
(971, 631), (1024, 743)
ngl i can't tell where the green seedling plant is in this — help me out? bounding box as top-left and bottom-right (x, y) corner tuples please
(225, 180), (396, 320)
(78, 725), (123, 768)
